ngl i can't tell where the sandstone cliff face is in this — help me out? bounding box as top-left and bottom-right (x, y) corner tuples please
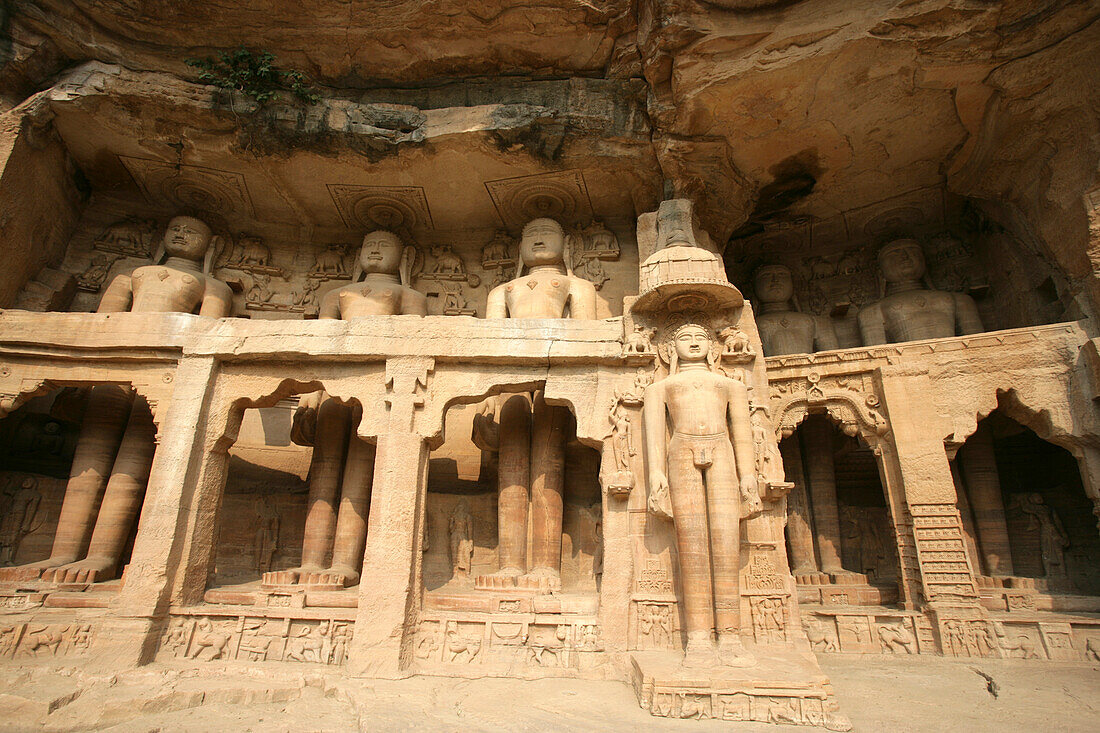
(1, 1), (1098, 317)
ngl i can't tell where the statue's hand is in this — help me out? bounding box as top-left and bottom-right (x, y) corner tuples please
(290, 391), (325, 446)
(740, 475), (763, 519)
(648, 473), (673, 520)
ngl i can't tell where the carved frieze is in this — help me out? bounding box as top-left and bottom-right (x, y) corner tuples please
(160, 615), (352, 666)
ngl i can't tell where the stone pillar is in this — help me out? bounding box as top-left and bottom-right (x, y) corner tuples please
(598, 444), (632, 650)
(957, 422), (1015, 576)
(94, 356), (219, 668)
(497, 394), (531, 574)
(780, 436), (818, 575)
(348, 432), (429, 677)
(801, 416), (844, 574)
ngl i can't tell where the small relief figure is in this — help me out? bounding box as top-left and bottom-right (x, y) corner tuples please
(231, 235), (271, 268)
(164, 619), (190, 658)
(717, 325), (753, 357)
(639, 604), (672, 648)
(575, 257), (610, 290)
(750, 406), (782, 485)
(482, 231), (513, 268)
(0, 476), (43, 565)
(94, 217), (157, 257)
(448, 500), (474, 579)
(416, 624), (441, 660)
(21, 625), (66, 656)
(1084, 636), (1100, 662)
(680, 694), (711, 720)
(0, 626), (18, 657)
(253, 504), (280, 575)
(245, 272), (275, 305)
(427, 244), (466, 278)
(1017, 493), (1070, 578)
(579, 625), (602, 651)
(877, 622), (915, 654)
(526, 625), (568, 667)
(972, 622), (995, 657)
(293, 278), (322, 313)
(608, 401), (635, 473)
(310, 244), (349, 278)
(188, 618), (231, 661)
(331, 623), (350, 665)
(77, 254), (119, 293)
(579, 220), (620, 260)
(591, 509), (603, 580)
(70, 623), (93, 651)
(994, 625), (1040, 659)
(446, 626), (482, 663)
(622, 324), (656, 357)
(441, 284), (477, 316)
(286, 623), (325, 663)
(942, 620), (966, 656)
(805, 616), (839, 652)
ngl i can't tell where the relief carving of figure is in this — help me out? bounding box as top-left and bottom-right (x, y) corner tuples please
(643, 323), (762, 667)
(449, 500), (474, 579)
(1017, 492), (1069, 578)
(0, 477), (43, 565)
(877, 622), (915, 654)
(857, 238), (983, 345)
(311, 244), (349, 278)
(265, 231), (426, 589)
(481, 218), (596, 591)
(622, 324), (656, 356)
(93, 217), (157, 257)
(753, 265), (838, 357)
(0, 216), (232, 586)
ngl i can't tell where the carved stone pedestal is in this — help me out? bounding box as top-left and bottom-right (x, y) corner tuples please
(473, 573), (561, 593)
(630, 650), (850, 729)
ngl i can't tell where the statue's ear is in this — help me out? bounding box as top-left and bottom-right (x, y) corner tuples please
(151, 234), (166, 265)
(563, 232), (577, 276)
(351, 251), (363, 283)
(204, 236), (221, 275)
(399, 245), (414, 287)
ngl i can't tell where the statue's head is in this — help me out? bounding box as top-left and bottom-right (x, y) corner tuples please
(359, 230), (404, 275)
(656, 199), (695, 248)
(754, 264), (794, 305)
(519, 218), (566, 267)
(673, 323), (711, 363)
(878, 239), (926, 283)
(163, 216), (214, 260)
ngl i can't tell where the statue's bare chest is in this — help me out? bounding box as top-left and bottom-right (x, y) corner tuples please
(339, 283), (403, 316)
(504, 274), (570, 318)
(130, 265), (205, 312)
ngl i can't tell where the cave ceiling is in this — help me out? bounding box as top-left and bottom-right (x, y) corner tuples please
(4, 1), (1099, 252)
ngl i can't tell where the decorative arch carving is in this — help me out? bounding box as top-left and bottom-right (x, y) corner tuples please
(769, 371), (888, 447)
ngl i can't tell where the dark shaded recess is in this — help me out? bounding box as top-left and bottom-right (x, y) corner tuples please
(729, 151), (821, 240)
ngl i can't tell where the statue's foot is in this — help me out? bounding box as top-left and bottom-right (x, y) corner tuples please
(680, 639), (721, 670)
(490, 566), (523, 578)
(0, 556), (79, 583)
(298, 563), (359, 588)
(521, 567), (562, 592)
(717, 635), (756, 668)
(40, 557), (117, 584)
(262, 565), (322, 586)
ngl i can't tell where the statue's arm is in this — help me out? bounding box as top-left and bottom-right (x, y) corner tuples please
(568, 277), (598, 320)
(814, 316), (840, 351)
(318, 289), (342, 319)
(726, 378), (755, 480)
(642, 383), (668, 485)
(857, 304), (887, 345)
(485, 284), (507, 318)
(96, 274), (133, 312)
(954, 293), (984, 335)
(404, 288), (428, 316)
(198, 279), (233, 318)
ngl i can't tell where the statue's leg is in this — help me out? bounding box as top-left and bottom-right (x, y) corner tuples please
(667, 436), (718, 667)
(527, 393), (566, 589)
(46, 396), (156, 584)
(319, 406), (375, 587)
(495, 394), (531, 577)
(708, 440), (754, 666)
(264, 398), (350, 585)
(5, 385), (133, 582)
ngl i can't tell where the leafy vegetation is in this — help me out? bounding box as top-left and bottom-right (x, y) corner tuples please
(185, 47), (319, 105)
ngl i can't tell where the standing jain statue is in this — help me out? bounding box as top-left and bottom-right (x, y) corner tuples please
(858, 238), (983, 345)
(265, 230), (426, 589)
(643, 322), (762, 667)
(753, 264), (838, 356)
(0, 216), (232, 584)
(483, 218), (596, 590)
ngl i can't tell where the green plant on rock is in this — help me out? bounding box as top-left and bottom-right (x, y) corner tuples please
(185, 47), (319, 105)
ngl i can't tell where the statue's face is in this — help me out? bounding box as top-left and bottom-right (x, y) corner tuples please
(674, 325), (711, 362)
(659, 209), (693, 247)
(359, 231), (403, 274)
(879, 240), (926, 283)
(163, 216), (213, 259)
(519, 218), (565, 267)
(754, 266), (793, 304)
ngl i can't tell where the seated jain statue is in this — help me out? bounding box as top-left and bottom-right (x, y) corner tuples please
(643, 323), (762, 667)
(482, 218), (596, 590)
(858, 238), (983, 345)
(0, 216), (232, 584)
(265, 231), (426, 589)
(753, 264), (838, 356)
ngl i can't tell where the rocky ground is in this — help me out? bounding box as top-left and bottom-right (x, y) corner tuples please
(0, 655), (1097, 732)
